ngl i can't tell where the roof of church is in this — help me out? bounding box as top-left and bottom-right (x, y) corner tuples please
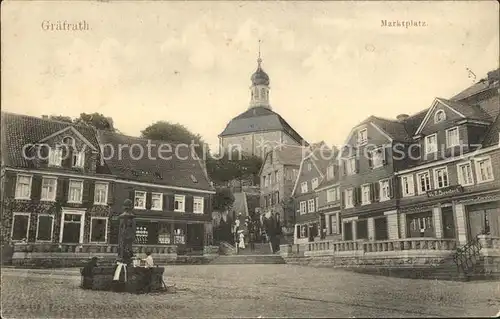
(219, 107), (307, 145)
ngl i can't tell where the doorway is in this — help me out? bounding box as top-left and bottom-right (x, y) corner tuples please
(186, 223), (204, 251)
(60, 211), (84, 243)
(441, 207), (456, 239)
(374, 217), (388, 240)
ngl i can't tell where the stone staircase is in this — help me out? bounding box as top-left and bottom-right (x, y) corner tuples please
(212, 242), (285, 264)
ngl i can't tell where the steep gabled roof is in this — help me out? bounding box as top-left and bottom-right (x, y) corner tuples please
(452, 68), (500, 101)
(413, 97), (493, 136)
(258, 144), (304, 177)
(219, 107), (308, 146)
(291, 146), (334, 196)
(342, 116), (412, 145)
(1, 112), (101, 168)
(481, 115), (500, 147)
(98, 130), (214, 192)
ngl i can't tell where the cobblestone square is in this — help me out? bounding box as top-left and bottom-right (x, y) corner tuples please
(2, 265), (499, 318)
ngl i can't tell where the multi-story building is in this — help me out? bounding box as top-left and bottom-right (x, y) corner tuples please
(291, 144), (335, 244)
(218, 53), (307, 159)
(314, 147), (342, 243)
(335, 68), (499, 245)
(338, 115), (416, 241)
(394, 70), (500, 244)
(259, 144), (304, 228)
(1, 112), (215, 261)
(98, 131), (215, 252)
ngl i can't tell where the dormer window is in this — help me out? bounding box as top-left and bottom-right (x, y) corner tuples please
(434, 110), (446, 123)
(357, 129), (368, 145)
(72, 151), (85, 168)
(48, 147), (63, 166)
(62, 136), (75, 147)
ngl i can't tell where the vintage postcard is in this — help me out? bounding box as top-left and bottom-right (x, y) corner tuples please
(1, 0), (499, 318)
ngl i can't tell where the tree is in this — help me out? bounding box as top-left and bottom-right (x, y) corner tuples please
(141, 121), (206, 157)
(45, 113), (115, 131)
(206, 150), (263, 186)
(74, 113), (115, 131)
(47, 115), (72, 123)
(212, 187), (235, 212)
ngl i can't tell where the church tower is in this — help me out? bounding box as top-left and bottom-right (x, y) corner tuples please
(249, 41), (271, 109)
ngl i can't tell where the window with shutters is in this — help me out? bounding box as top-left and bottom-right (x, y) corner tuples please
(379, 179), (390, 201)
(193, 196), (204, 214)
(36, 214), (54, 241)
(307, 199), (315, 213)
(433, 167), (449, 189)
(330, 213), (338, 234)
(90, 217), (108, 243)
(134, 191), (146, 209)
(11, 213), (30, 241)
(68, 179), (84, 203)
(15, 174), (32, 200)
(345, 188), (354, 208)
(357, 128), (368, 145)
(151, 193), (163, 211)
(475, 157), (494, 183)
(94, 182), (108, 205)
(446, 127), (460, 148)
(370, 147), (386, 168)
(327, 188), (336, 202)
(361, 184), (371, 205)
(346, 157), (357, 175)
(72, 151), (85, 168)
(41, 177), (57, 201)
(299, 201), (307, 215)
(457, 162), (474, 186)
(416, 171), (431, 194)
(174, 195), (185, 212)
(311, 178), (319, 190)
(401, 175), (415, 197)
(48, 147), (63, 166)
(425, 134), (438, 154)
(300, 225), (306, 238)
(301, 182), (308, 193)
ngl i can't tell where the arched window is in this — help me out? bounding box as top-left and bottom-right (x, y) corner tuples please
(434, 109), (446, 123)
(62, 136), (75, 148)
(261, 88), (266, 99)
(255, 88), (260, 99)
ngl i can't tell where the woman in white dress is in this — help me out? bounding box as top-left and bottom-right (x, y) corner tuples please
(238, 231), (246, 249)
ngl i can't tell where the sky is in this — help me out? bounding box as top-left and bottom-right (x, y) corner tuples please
(2, 1), (499, 151)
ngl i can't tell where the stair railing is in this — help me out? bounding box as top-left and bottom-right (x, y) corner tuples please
(452, 236), (482, 274)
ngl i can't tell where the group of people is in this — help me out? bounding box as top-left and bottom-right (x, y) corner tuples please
(81, 252), (155, 290)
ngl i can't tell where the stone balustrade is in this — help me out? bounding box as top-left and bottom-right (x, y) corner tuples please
(283, 238), (459, 258)
(477, 235), (500, 250)
(12, 242), (177, 255)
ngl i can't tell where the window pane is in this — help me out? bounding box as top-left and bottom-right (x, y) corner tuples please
(37, 216), (53, 241)
(91, 219), (107, 242)
(12, 215), (29, 240)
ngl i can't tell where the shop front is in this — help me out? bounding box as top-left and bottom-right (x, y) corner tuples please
(110, 216), (209, 254)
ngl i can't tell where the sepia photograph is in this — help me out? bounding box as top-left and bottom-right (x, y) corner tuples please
(1, 0), (499, 318)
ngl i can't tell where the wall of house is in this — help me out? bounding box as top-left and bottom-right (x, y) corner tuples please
(2, 171), (114, 246)
(221, 131), (299, 159)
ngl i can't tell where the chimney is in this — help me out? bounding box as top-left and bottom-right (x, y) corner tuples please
(487, 69), (500, 85)
(396, 114), (409, 122)
(41, 115), (48, 119)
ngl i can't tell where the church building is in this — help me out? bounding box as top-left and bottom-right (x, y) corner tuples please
(218, 50), (307, 159)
